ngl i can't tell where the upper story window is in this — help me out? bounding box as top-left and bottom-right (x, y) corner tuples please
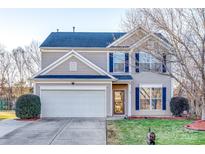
(138, 52), (162, 72)
(113, 53), (125, 72)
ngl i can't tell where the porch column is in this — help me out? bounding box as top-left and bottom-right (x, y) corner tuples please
(128, 83), (132, 116)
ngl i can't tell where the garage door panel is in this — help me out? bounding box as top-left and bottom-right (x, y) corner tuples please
(41, 89), (106, 117)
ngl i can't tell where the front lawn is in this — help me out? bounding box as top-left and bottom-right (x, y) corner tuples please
(107, 119), (205, 145)
(0, 111), (16, 120)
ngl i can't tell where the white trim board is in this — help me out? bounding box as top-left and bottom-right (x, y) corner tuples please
(40, 49), (130, 52)
(40, 85), (107, 90)
(32, 50), (116, 80)
(139, 84), (163, 88)
(128, 83), (132, 116)
(33, 80), (113, 84)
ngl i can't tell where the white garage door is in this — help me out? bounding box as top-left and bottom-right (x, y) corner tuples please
(40, 87), (106, 117)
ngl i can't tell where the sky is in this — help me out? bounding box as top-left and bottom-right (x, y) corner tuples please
(0, 8), (127, 50)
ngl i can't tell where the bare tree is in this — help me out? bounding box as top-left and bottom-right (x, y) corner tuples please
(121, 8), (205, 120)
(24, 40), (41, 75)
(11, 47), (27, 95)
(0, 45), (7, 98)
(0, 40), (40, 109)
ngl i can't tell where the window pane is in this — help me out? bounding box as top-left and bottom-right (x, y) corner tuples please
(139, 52), (150, 63)
(139, 52), (162, 72)
(113, 53), (125, 72)
(114, 63), (124, 72)
(139, 63), (150, 71)
(152, 88), (162, 99)
(151, 99), (162, 109)
(140, 88), (150, 99)
(113, 53), (125, 63)
(140, 99), (150, 110)
(151, 63), (162, 72)
(150, 55), (160, 63)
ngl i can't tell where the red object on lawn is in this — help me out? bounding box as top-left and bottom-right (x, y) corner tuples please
(185, 120), (205, 131)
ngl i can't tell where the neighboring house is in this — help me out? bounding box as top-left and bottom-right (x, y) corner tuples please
(32, 26), (173, 118)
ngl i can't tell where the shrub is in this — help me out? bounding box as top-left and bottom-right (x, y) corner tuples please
(170, 97), (189, 116)
(15, 94), (41, 119)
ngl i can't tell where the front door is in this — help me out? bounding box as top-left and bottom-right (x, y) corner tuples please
(113, 90), (124, 115)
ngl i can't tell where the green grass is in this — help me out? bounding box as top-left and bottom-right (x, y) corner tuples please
(0, 111), (16, 120)
(107, 119), (205, 145)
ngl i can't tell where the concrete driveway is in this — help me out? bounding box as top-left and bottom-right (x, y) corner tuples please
(0, 118), (106, 145)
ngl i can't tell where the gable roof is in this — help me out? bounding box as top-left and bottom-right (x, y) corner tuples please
(32, 50), (116, 80)
(40, 32), (126, 48)
(107, 27), (171, 49)
(154, 33), (171, 45)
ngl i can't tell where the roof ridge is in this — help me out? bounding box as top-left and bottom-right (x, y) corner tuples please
(51, 32), (126, 33)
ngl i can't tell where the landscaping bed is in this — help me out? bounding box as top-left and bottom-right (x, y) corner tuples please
(107, 119), (205, 145)
(185, 120), (205, 131)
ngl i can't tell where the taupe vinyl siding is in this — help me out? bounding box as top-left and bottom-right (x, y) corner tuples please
(45, 56), (100, 75)
(80, 52), (107, 71)
(41, 52), (67, 69)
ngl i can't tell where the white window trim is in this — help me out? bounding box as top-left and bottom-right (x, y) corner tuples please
(128, 83), (132, 116)
(113, 52), (126, 73)
(139, 84), (163, 111)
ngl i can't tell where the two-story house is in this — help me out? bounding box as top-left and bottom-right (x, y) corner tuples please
(32, 26), (173, 118)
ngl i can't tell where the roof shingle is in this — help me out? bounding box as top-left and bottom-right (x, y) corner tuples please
(40, 32), (126, 48)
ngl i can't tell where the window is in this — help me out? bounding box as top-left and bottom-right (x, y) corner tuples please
(139, 52), (162, 72)
(69, 62), (77, 71)
(140, 86), (162, 110)
(113, 53), (125, 72)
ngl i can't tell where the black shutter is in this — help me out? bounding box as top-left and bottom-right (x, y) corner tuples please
(162, 87), (166, 110)
(125, 53), (129, 72)
(162, 54), (166, 73)
(109, 53), (113, 72)
(135, 53), (140, 72)
(136, 87), (140, 110)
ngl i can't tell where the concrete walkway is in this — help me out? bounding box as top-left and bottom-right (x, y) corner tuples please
(0, 119), (32, 138)
(0, 118), (106, 145)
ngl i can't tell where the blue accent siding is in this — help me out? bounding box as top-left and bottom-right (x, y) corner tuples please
(109, 53), (113, 72)
(113, 75), (133, 80)
(125, 53), (129, 72)
(135, 53), (140, 72)
(162, 87), (166, 110)
(136, 87), (140, 110)
(34, 75), (111, 79)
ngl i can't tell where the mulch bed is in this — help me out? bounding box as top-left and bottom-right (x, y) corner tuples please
(185, 120), (205, 131)
(15, 117), (40, 121)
